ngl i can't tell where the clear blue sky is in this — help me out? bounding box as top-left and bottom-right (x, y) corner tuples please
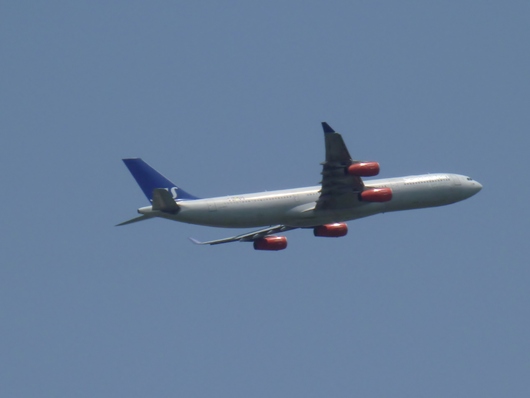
(2, 2), (529, 397)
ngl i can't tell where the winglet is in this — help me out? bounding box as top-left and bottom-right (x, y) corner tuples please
(321, 122), (335, 133)
(188, 237), (207, 245)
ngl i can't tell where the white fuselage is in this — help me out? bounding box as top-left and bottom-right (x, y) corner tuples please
(138, 173), (482, 229)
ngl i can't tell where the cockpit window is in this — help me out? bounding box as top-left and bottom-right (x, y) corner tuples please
(467, 177), (473, 181)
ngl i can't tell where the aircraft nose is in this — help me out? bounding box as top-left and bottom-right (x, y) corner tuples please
(470, 180), (482, 196)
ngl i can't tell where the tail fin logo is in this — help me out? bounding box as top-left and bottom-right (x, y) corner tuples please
(123, 158), (200, 202)
(151, 187), (178, 202)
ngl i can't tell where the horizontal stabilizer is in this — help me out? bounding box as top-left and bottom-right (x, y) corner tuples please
(116, 214), (153, 226)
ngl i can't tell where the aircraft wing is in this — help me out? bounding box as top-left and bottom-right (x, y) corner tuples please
(316, 122), (364, 210)
(189, 225), (297, 245)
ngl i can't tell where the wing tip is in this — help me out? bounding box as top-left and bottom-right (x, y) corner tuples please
(321, 122), (335, 134)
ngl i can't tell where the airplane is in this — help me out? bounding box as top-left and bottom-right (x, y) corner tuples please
(118, 122), (482, 250)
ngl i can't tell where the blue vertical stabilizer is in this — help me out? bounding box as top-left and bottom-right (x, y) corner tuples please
(122, 158), (199, 202)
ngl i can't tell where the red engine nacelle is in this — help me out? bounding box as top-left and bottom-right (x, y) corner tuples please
(313, 222), (348, 237)
(253, 236), (288, 251)
(347, 162), (380, 177)
(360, 188), (393, 202)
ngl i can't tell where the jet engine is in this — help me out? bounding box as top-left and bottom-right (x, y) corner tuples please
(313, 222), (348, 237)
(253, 236), (288, 251)
(347, 162), (380, 177)
(359, 187), (393, 202)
